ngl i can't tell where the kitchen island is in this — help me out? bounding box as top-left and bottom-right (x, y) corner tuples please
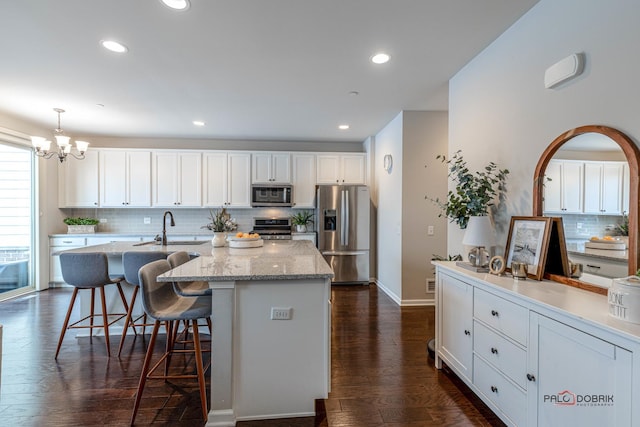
(60, 239), (334, 426)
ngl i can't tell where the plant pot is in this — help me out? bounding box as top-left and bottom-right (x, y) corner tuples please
(67, 225), (96, 234)
(295, 224), (307, 233)
(211, 232), (227, 247)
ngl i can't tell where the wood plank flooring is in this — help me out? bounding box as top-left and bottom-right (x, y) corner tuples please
(0, 285), (504, 426)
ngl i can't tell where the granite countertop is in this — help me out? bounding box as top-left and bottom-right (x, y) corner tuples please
(158, 240), (334, 282)
(59, 239), (334, 282)
(566, 239), (628, 262)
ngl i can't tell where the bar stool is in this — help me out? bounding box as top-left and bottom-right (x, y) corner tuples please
(167, 251), (212, 345)
(56, 252), (129, 359)
(167, 251), (211, 296)
(117, 251), (168, 357)
(130, 259), (211, 425)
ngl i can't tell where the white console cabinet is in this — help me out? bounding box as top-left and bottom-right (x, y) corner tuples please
(435, 262), (639, 427)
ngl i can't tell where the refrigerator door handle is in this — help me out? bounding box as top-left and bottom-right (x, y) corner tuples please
(340, 190), (345, 246)
(344, 189), (349, 246)
(322, 251), (367, 256)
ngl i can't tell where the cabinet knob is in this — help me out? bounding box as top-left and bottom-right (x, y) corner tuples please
(491, 386), (498, 393)
(491, 347), (498, 354)
(527, 373), (536, 382)
(93, 202), (98, 206)
(491, 310), (499, 317)
(464, 329), (471, 336)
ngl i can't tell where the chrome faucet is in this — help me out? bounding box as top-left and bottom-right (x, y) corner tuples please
(162, 211), (175, 246)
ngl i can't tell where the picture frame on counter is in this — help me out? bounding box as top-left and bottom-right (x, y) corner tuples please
(504, 216), (553, 280)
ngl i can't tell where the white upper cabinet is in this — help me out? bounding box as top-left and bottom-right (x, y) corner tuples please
(58, 150), (99, 207)
(252, 152), (291, 183)
(100, 150), (151, 207)
(291, 153), (316, 208)
(543, 160), (583, 214)
(316, 153), (366, 185)
(203, 151), (251, 208)
(152, 151), (202, 207)
(583, 161), (625, 215)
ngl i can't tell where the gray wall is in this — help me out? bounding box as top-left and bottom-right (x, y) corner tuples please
(448, 0), (640, 256)
(373, 111), (448, 304)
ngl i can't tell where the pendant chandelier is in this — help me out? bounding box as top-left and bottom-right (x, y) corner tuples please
(31, 108), (89, 163)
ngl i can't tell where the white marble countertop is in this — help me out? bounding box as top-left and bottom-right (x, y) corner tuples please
(434, 261), (640, 343)
(59, 239), (334, 282)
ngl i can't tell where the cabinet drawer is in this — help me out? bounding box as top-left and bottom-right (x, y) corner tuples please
(474, 321), (527, 389)
(473, 355), (526, 427)
(50, 237), (86, 246)
(474, 288), (528, 345)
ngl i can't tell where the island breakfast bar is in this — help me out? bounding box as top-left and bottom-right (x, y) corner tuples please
(60, 239), (334, 426)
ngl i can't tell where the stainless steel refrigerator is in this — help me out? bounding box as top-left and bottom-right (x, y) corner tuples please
(316, 185), (370, 284)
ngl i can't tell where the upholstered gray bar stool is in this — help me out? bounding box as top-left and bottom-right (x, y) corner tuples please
(117, 251), (168, 357)
(166, 251), (212, 347)
(167, 251), (211, 296)
(56, 252), (129, 359)
(130, 259), (211, 425)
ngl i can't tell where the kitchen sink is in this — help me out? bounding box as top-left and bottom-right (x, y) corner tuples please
(133, 240), (208, 246)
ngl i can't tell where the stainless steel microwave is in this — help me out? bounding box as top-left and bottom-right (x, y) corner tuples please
(251, 184), (293, 207)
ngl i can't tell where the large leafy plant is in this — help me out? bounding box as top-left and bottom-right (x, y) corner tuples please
(429, 150), (509, 229)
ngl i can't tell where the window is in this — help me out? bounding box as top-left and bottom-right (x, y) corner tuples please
(0, 141), (34, 298)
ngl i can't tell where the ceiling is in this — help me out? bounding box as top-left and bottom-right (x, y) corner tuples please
(0, 0), (538, 143)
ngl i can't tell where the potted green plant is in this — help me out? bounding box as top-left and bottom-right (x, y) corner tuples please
(201, 208), (238, 247)
(428, 150), (509, 229)
(64, 217), (100, 234)
(291, 210), (314, 233)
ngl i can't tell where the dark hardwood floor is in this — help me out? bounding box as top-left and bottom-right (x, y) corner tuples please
(0, 285), (503, 426)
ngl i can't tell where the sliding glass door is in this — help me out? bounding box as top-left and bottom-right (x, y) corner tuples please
(0, 141), (34, 297)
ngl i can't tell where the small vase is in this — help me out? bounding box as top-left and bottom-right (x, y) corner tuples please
(212, 232), (227, 247)
(295, 224), (307, 233)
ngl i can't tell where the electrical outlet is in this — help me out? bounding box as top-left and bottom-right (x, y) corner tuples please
(427, 225), (434, 235)
(143, 217), (151, 225)
(99, 218), (107, 223)
(577, 222), (583, 229)
(271, 307), (292, 320)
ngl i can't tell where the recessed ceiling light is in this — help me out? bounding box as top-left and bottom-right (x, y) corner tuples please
(338, 124), (350, 130)
(160, 0), (190, 10)
(371, 53), (390, 64)
(101, 40), (128, 53)
(193, 120), (205, 126)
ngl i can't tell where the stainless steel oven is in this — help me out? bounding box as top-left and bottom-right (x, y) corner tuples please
(251, 217), (292, 240)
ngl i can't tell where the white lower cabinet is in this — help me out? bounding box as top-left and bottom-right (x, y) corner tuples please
(437, 272), (473, 381)
(528, 313), (632, 427)
(435, 264), (638, 426)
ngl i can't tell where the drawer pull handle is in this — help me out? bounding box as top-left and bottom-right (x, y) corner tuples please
(491, 386), (498, 393)
(491, 310), (499, 317)
(464, 329), (471, 336)
(527, 373), (536, 382)
(491, 347), (498, 354)
(586, 264), (601, 269)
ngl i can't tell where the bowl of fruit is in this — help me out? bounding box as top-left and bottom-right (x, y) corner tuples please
(227, 232), (264, 248)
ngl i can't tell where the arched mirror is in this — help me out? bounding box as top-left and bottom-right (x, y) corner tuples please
(533, 125), (640, 294)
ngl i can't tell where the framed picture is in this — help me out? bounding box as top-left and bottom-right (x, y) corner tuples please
(504, 216), (553, 280)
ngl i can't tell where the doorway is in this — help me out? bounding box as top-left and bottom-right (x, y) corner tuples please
(0, 141), (34, 299)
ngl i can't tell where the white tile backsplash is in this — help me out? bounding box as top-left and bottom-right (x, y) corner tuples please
(560, 214), (625, 239)
(60, 207), (314, 235)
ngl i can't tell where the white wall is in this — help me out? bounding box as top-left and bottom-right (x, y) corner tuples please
(448, 0), (640, 256)
(374, 113), (404, 300)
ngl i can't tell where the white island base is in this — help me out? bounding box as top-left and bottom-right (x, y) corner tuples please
(206, 278), (331, 425)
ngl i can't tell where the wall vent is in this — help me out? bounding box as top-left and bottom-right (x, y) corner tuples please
(426, 278), (436, 293)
